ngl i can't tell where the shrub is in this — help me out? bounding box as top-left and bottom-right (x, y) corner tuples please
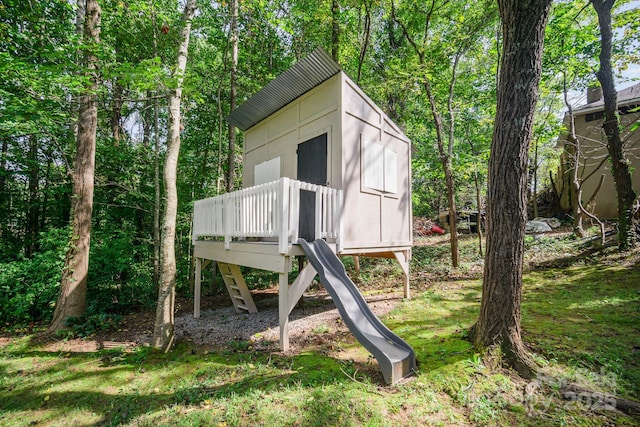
(0, 227), (68, 325)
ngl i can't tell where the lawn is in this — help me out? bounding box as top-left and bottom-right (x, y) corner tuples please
(1, 233), (639, 426)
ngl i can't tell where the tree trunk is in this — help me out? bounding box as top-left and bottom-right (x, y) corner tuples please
(49, 0), (101, 333)
(424, 75), (459, 268)
(152, 0), (197, 351)
(26, 135), (39, 257)
(532, 137), (539, 219)
(591, 0), (637, 250)
(391, 1), (461, 268)
(563, 78), (587, 238)
(226, 0), (238, 193)
(468, 138), (484, 257)
(0, 138), (8, 239)
(356, 0), (371, 83)
(469, 0), (552, 379)
(331, 0), (340, 62)
(150, 8), (161, 288)
(111, 80), (124, 143)
(153, 96), (161, 288)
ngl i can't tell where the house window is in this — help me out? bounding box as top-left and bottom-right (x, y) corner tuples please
(254, 156), (281, 185)
(362, 138), (397, 194)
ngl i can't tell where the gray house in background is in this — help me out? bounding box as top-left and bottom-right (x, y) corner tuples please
(555, 83), (640, 219)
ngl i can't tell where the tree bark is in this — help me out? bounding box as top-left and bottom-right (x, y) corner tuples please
(151, 9), (161, 289)
(331, 0), (340, 63)
(152, 0), (197, 351)
(26, 135), (39, 257)
(226, 0), (238, 193)
(0, 138), (8, 239)
(356, 0), (371, 83)
(111, 80), (124, 144)
(591, 0), (637, 250)
(49, 0), (101, 333)
(469, 0), (552, 379)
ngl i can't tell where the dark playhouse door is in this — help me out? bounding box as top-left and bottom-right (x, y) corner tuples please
(297, 133), (327, 241)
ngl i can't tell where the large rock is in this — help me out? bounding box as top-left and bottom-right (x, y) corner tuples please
(526, 220), (553, 234)
(533, 217), (561, 229)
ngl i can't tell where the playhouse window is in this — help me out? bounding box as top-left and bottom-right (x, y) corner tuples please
(254, 156), (281, 185)
(362, 139), (397, 194)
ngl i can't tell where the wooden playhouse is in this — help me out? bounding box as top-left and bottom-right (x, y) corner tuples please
(192, 48), (413, 353)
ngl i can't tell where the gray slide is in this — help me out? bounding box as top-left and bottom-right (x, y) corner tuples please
(298, 239), (416, 385)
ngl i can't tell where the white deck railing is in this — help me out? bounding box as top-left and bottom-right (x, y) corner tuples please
(192, 177), (342, 253)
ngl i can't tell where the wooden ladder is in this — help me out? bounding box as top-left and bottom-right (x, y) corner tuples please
(217, 262), (258, 314)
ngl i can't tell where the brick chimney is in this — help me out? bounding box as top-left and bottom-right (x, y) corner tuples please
(587, 85), (603, 103)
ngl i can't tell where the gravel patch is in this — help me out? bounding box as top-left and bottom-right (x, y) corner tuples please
(174, 289), (403, 351)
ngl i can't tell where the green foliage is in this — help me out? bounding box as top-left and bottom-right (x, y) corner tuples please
(88, 226), (156, 315)
(0, 227), (68, 324)
(57, 313), (123, 339)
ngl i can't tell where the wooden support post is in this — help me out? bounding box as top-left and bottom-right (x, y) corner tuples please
(278, 270), (289, 351)
(353, 255), (360, 274)
(393, 250), (411, 300)
(287, 262), (317, 315)
(194, 257), (202, 318)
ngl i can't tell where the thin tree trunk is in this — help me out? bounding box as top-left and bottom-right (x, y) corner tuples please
(49, 0), (101, 333)
(152, 0), (197, 351)
(331, 0), (340, 63)
(111, 80), (124, 144)
(563, 71), (586, 237)
(40, 146), (54, 231)
(153, 97), (161, 288)
(0, 138), (9, 238)
(391, 0), (470, 268)
(474, 166), (484, 256)
(532, 137), (539, 219)
(468, 138), (484, 256)
(356, 0), (371, 83)
(26, 135), (39, 257)
(151, 7), (161, 289)
(226, 0), (238, 193)
(469, 0), (552, 379)
(591, 0), (637, 250)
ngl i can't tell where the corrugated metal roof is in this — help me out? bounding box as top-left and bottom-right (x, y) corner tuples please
(226, 48), (342, 131)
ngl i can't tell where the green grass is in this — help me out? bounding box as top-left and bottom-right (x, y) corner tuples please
(1, 234), (639, 426)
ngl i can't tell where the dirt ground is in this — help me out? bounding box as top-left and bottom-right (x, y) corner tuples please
(24, 285), (403, 358)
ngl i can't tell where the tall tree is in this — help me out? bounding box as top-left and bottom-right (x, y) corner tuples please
(392, 0), (497, 268)
(153, 0), (197, 351)
(331, 0), (340, 62)
(49, 0), (101, 332)
(469, 0), (552, 378)
(591, 0), (637, 250)
(227, 0), (238, 192)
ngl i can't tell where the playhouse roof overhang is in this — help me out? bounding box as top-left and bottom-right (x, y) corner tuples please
(226, 48), (341, 131)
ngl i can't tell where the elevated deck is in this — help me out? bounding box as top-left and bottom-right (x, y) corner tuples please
(191, 177), (410, 352)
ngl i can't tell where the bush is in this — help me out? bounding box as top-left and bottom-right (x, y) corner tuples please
(87, 225), (156, 315)
(0, 227), (69, 325)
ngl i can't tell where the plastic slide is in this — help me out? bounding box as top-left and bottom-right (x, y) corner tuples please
(298, 239), (416, 385)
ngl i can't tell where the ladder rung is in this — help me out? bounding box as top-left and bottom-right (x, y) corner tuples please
(232, 295), (244, 301)
(236, 304), (248, 310)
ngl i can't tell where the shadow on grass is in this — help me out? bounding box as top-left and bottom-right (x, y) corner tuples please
(521, 264), (640, 398)
(0, 343), (371, 426)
